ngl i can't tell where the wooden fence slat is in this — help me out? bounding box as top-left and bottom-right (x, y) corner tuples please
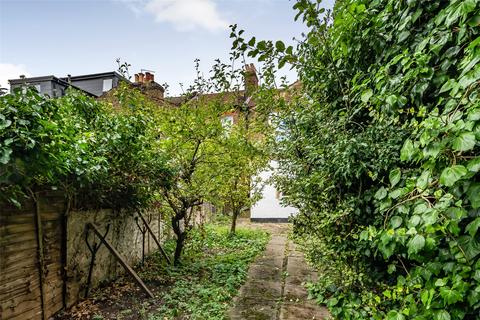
(33, 195), (47, 320)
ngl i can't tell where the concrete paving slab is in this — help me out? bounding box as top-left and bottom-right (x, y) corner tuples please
(229, 221), (330, 320)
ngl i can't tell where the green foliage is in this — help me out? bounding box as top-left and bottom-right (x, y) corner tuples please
(0, 85), (170, 209)
(144, 224), (269, 320)
(212, 114), (269, 233)
(231, 0), (480, 318)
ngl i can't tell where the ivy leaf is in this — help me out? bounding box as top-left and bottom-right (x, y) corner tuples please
(408, 234), (425, 256)
(390, 216), (402, 229)
(466, 158), (480, 172)
(361, 89), (373, 103)
(466, 217), (480, 237)
(462, 0), (476, 14)
(416, 170), (430, 190)
(375, 187), (387, 200)
(400, 139), (415, 161)
(467, 183), (480, 208)
(452, 132), (476, 152)
(389, 168), (401, 187)
(387, 310), (405, 320)
(0, 118), (12, 130)
(439, 165), (467, 187)
(0, 148), (12, 164)
(435, 310), (451, 320)
(439, 287), (463, 305)
(435, 278), (447, 287)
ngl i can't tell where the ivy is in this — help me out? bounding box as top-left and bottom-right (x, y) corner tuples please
(230, 0), (480, 318)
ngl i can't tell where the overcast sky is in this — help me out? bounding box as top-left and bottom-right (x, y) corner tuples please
(0, 0), (334, 95)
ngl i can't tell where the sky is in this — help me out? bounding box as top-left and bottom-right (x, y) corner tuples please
(0, 0), (334, 95)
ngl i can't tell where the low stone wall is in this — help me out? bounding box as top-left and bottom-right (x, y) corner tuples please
(65, 209), (168, 307)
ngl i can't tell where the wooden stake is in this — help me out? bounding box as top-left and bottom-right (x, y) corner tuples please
(138, 212), (172, 265)
(86, 223), (154, 299)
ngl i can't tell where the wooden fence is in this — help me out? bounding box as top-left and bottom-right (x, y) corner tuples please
(0, 193), (167, 320)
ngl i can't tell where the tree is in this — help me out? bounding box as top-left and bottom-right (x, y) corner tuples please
(214, 117), (268, 234)
(155, 98), (225, 265)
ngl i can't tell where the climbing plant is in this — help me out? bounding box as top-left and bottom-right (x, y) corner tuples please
(0, 85), (170, 210)
(230, 0), (480, 318)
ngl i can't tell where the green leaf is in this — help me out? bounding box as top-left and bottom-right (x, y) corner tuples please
(375, 187), (387, 200)
(257, 41), (266, 50)
(452, 132), (476, 152)
(439, 165), (467, 187)
(440, 287), (463, 305)
(466, 218), (480, 236)
(435, 310), (451, 320)
(275, 40), (285, 52)
(248, 37), (256, 46)
(435, 278), (447, 287)
(416, 170), (430, 190)
(0, 148), (12, 164)
(387, 310), (405, 320)
(387, 264), (396, 274)
(398, 30), (410, 42)
(361, 89), (373, 103)
(408, 234), (425, 256)
(389, 168), (401, 187)
(466, 157), (480, 172)
(390, 216), (402, 229)
(420, 288), (434, 307)
(462, 0), (476, 14)
(409, 215), (421, 227)
(400, 139), (415, 161)
(467, 183), (480, 208)
(0, 118), (12, 130)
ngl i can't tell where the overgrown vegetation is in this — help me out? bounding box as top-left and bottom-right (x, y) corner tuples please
(0, 60), (270, 265)
(0, 86), (169, 209)
(148, 224), (269, 319)
(57, 224), (269, 320)
(231, 0), (480, 318)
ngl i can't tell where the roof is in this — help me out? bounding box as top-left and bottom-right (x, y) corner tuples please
(8, 75), (68, 86)
(165, 90), (248, 107)
(61, 71), (129, 83)
(8, 75), (95, 97)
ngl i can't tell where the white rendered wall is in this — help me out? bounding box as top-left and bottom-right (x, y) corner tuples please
(251, 161), (299, 220)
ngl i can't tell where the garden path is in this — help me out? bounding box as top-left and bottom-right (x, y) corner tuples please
(229, 220), (330, 320)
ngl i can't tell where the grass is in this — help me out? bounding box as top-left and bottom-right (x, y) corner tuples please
(56, 223), (269, 320)
(145, 224), (270, 319)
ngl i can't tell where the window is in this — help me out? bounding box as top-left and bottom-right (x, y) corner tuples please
(102, 78), (113, 92)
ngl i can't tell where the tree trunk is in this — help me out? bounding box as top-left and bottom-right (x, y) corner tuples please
(171, 213), (185, 266)
(173, 232), (185, 266)
(230, 208), (240, 235)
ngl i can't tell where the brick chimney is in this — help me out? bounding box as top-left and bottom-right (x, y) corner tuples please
(145, 72), (154, 83)
(244, 63), (258, 93)
(138, 73), (144, 83)
(134, 73), (139, 83)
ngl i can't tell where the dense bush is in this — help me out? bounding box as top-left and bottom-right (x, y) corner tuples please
(231, 0), (479, 318)
(0, 85), (170, 209)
